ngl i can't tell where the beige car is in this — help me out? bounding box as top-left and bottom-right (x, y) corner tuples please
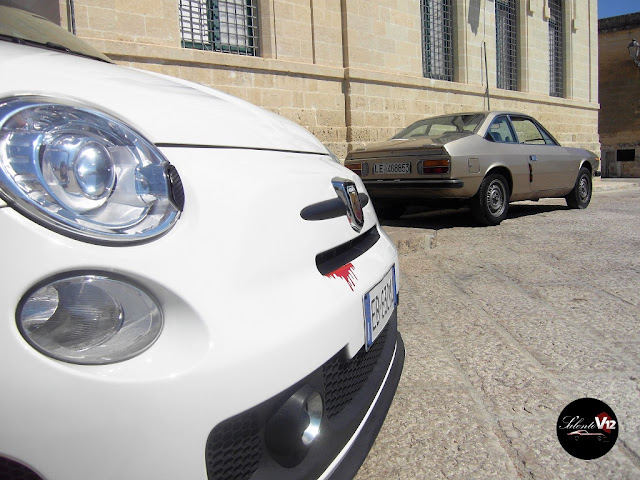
(344, 112), (599, 225)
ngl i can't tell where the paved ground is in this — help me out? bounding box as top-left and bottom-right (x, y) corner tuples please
(356, 180), (640, 480)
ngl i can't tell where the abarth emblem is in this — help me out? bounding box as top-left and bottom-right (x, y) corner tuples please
(332, 178), (364, 232)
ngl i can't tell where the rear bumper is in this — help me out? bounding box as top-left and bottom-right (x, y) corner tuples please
(364, 179), (464, 190)
(364, 179), (467, 202)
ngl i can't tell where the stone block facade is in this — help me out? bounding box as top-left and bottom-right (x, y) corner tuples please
(599, 13), (640, 178)
(48, 0), (599, 160)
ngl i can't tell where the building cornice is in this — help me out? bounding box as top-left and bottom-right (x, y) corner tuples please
(599, 13), (640, 33)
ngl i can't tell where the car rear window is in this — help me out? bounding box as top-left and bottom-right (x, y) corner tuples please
(393, 114), (485, 139)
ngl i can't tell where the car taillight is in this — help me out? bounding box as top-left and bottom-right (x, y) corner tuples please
(418, 159), (449, 174)
(346, 162), (362, 176)
(345, 162), (369, 177)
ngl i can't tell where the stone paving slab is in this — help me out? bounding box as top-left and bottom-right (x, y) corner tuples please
(592, 177), (640, 192)
(357, 188), (640, 479)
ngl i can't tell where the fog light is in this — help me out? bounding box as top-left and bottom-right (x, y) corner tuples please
(17, 273), (162, 365)
(266, 386), (324, 467)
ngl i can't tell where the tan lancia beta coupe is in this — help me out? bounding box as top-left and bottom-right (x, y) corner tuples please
(344, 112), (599, 225)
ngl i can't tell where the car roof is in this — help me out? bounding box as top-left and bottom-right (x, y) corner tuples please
(427, 111), (537, 118)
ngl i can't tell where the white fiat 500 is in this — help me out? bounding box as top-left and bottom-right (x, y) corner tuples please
(0, 7), (404, 480)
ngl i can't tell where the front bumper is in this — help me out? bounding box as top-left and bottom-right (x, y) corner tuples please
(1, 321), (404, 480)
(205, 317), (404, 480)
(0, 147), (403, 480)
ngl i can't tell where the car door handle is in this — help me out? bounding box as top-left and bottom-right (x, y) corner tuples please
(530, 155), (537, 162)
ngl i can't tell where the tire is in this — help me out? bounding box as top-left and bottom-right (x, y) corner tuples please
(565, 167), (592, 209)
(470, 173), (510, 226)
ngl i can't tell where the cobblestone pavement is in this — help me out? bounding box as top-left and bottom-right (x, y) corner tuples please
(356, 186), (640, 480)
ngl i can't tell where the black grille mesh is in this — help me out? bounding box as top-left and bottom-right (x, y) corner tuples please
(205, 321), (393, 480)
(0, 458), (42, 480)
(167, 164), (185, 211)
(323, 324), (389, 418)
(205, 413), (262, 480)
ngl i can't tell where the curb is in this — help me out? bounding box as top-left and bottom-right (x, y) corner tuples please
(593, 178), (640, 192)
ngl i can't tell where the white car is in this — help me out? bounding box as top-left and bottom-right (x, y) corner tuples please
(0, 7), (404, 480)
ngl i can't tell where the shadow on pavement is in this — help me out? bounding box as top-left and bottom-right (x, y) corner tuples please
(379, 202), (569, 230)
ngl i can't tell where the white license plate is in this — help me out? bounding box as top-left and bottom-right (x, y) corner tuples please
(373, 162), (410, 175)
(364, 266), (397, 350)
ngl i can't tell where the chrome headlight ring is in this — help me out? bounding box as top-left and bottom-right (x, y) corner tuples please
(0, 96), (183, 244)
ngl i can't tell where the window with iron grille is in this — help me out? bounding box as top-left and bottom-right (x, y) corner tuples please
(495, 0), (517, 91)
(179, 0), (258, 56)
(421, 0), (453, 81)
(617, 149), (636, 162)
(548, 0), (563, 97)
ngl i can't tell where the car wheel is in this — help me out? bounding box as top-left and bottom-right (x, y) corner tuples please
(470, 173), (509, 226)
(565, 167), (592, 209)
(376, 205), (405, 219)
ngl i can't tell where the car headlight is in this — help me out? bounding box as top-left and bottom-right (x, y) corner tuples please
(0, 97), (183, 244)
(17, 272), (163, 365)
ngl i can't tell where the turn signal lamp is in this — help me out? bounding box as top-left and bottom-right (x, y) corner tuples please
(345, 163), (362, 176)
(418, 159), (449, 175)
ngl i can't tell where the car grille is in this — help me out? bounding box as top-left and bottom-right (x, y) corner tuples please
(205, 413), (262, 480)
(0, 458), (42, 480)
(323, 323), (388, 418)
(315, 226), (380, 276)
(205, 318), (397, 480)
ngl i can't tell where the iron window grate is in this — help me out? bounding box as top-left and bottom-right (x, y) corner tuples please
(548, 0), (563, 97)
(421, 0), (453, 82)
(179, 0), (259, 56)
(495, 0), (517, 91)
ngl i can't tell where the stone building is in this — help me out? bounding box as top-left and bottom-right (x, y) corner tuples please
(599, 13), (640, 178)
(7, 0), (600, 160)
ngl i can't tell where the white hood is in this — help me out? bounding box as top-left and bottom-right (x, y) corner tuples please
(0, 41), (327, 154)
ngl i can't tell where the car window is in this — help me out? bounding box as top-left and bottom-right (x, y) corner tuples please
(404, 124), (429, 137)
(537, 124), (558, 145)
(393, 114), (485, 139)
(511, 117), (553, 145)
(428, 123), (460, 136)
(485, 116), (516, 143)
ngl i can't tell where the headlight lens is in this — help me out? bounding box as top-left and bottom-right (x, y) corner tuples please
(0, 97), (182, 243)
(17, 273), (163, 364)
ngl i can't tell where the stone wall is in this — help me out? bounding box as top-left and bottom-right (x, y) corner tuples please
(599, 14), (640, 178)
(57, 0), (600, 160)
